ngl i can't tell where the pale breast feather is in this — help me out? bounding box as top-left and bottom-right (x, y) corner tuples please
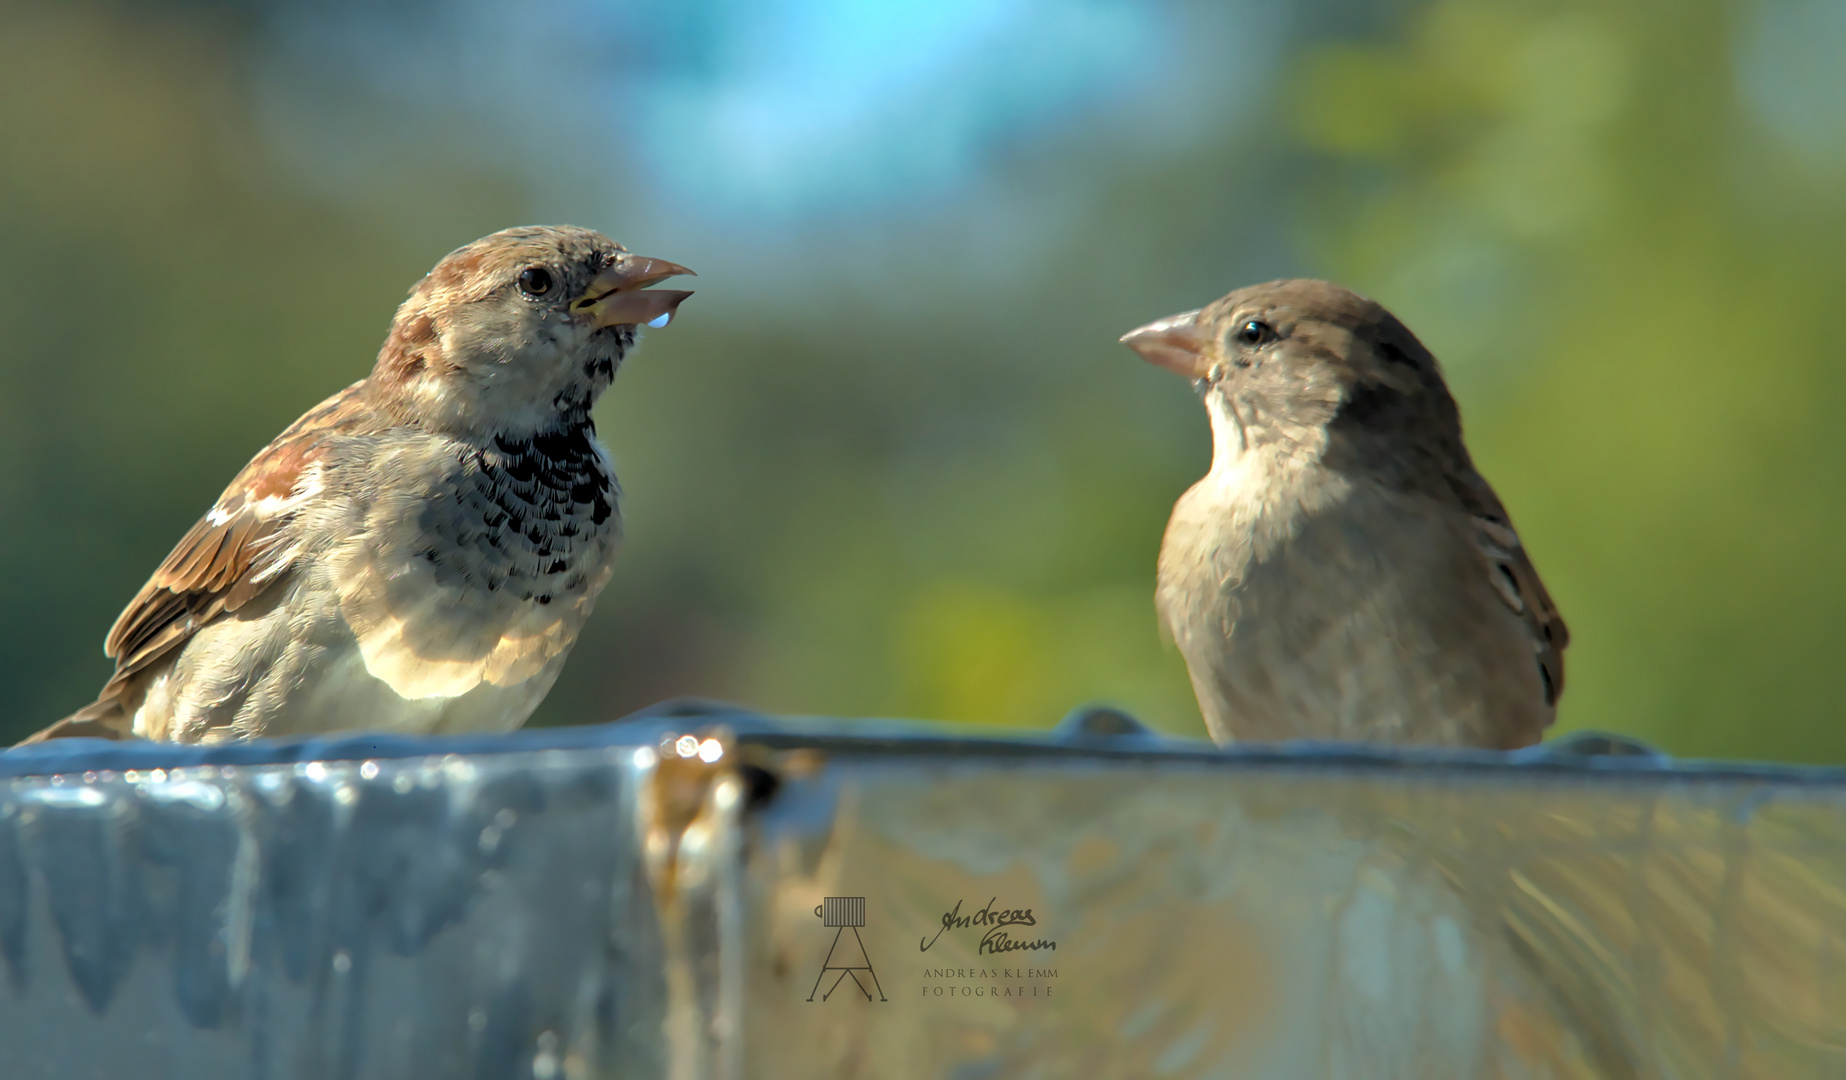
(331, 418), (620, 701)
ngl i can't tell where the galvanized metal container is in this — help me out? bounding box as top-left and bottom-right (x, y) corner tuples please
(1, 703), (1840, 1078)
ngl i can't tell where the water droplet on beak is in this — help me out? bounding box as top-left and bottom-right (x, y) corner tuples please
(647, 311), (672, 329)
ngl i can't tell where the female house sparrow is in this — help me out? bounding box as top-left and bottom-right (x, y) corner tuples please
(1122, 280), (1566, 749)
(27, 226), (693, 744)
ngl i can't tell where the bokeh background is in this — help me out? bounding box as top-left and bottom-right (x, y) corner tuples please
(2, 0), (1843, 760)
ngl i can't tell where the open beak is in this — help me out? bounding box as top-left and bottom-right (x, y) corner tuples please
(1120, 309), (1211, 378)
(570, 255), (697, 329)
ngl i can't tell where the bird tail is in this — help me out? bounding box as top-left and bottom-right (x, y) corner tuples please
(14, 694), (135, 745)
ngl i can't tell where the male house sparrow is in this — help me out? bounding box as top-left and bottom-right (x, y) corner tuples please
(1122, 280), (1566, 749)
(26, 226), (692, 744)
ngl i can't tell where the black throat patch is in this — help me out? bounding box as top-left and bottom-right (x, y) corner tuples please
(435, 418), (619, 604)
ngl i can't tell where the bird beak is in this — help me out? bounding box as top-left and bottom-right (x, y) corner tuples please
(570, 255), (697, 329)
(1121, 309), (1211, 378)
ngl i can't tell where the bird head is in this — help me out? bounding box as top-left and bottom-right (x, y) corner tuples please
(370, 225), (694, 435)
(1121, 279), (1460, 458)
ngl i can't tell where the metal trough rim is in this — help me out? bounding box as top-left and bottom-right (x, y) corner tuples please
(4, 697), (1838, 791)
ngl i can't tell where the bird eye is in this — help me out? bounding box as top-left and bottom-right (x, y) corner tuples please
(1236, 320), (1275, 346)
(517, 267), (554, 297)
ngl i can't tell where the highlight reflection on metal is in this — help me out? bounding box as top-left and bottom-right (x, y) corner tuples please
(0, 704), (1842, 1078)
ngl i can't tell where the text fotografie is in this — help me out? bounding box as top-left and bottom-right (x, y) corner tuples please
(920, 967), (1058, 999)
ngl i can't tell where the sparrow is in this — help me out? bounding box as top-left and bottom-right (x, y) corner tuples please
(24, 225), (693, 744)
(1122, 280), (1566, 749)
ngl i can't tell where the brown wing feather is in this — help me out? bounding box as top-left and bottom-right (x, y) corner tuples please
(1447, 467), (1569, 714)
(106, 382), (373, 675)
(18, 382), (375, 743)
(104, 509), (288, 677)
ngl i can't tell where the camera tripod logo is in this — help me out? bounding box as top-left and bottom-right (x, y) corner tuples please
(807, 896), (887, 1002)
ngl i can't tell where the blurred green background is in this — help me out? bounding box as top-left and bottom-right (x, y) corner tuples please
(2, 0), (1843, 760)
